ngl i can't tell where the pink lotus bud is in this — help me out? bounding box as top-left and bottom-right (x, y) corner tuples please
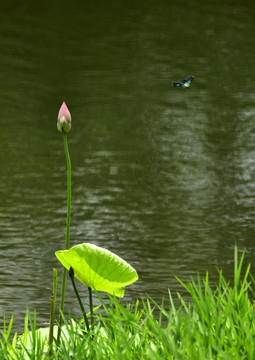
(57, 102), (71, 133)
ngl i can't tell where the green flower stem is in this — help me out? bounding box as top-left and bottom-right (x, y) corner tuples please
(48, 268), (57, 357)
(88, 287), (94, 328)
(57, 133), (71, 342)
(63, 133), (71, 250)
(69, 267), (90, 332)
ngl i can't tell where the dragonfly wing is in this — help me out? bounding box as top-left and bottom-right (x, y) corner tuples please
(185, 77), (194, 87)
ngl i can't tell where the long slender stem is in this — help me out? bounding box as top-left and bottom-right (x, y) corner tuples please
(88, 287), (94, 328)
(48, 268), (57, 357)
(63, 133), (71, 250)
(57, 133), (71, 342)
(69, 267), (90, 332)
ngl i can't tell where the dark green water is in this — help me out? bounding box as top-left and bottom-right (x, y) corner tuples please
(1, 0), (255, 331)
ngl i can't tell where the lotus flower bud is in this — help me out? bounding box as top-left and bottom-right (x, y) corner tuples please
(57, 102), (71, 133)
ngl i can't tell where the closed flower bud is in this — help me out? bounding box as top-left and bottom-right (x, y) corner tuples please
(57, 102), (71, 133)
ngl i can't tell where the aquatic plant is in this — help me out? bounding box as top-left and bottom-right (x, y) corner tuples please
(56, 102), (72, 341)
(56, 243), (138, 330)
(55, 101), (138, 336)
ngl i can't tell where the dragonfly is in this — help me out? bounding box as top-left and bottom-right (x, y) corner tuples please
(173, 76), (194, 88)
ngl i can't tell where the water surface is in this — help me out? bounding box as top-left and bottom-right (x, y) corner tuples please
(1, 0), (255, 331)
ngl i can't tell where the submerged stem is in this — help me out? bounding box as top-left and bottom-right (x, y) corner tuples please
(57, 133), (71, 342)
(69, 267), (90, 332)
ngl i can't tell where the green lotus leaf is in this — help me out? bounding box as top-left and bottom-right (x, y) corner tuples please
(55, 243), (138, 297)
(17, 320), (83, 357)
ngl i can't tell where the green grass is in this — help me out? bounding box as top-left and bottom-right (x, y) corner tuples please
(1, 247), (255, 359)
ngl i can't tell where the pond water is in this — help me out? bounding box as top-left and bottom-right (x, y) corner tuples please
(1, 0), (255, 332)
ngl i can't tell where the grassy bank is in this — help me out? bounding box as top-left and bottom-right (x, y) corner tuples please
(1, 247), (255, 359)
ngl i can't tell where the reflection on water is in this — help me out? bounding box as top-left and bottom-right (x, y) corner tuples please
(1, 0), (255, 331)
